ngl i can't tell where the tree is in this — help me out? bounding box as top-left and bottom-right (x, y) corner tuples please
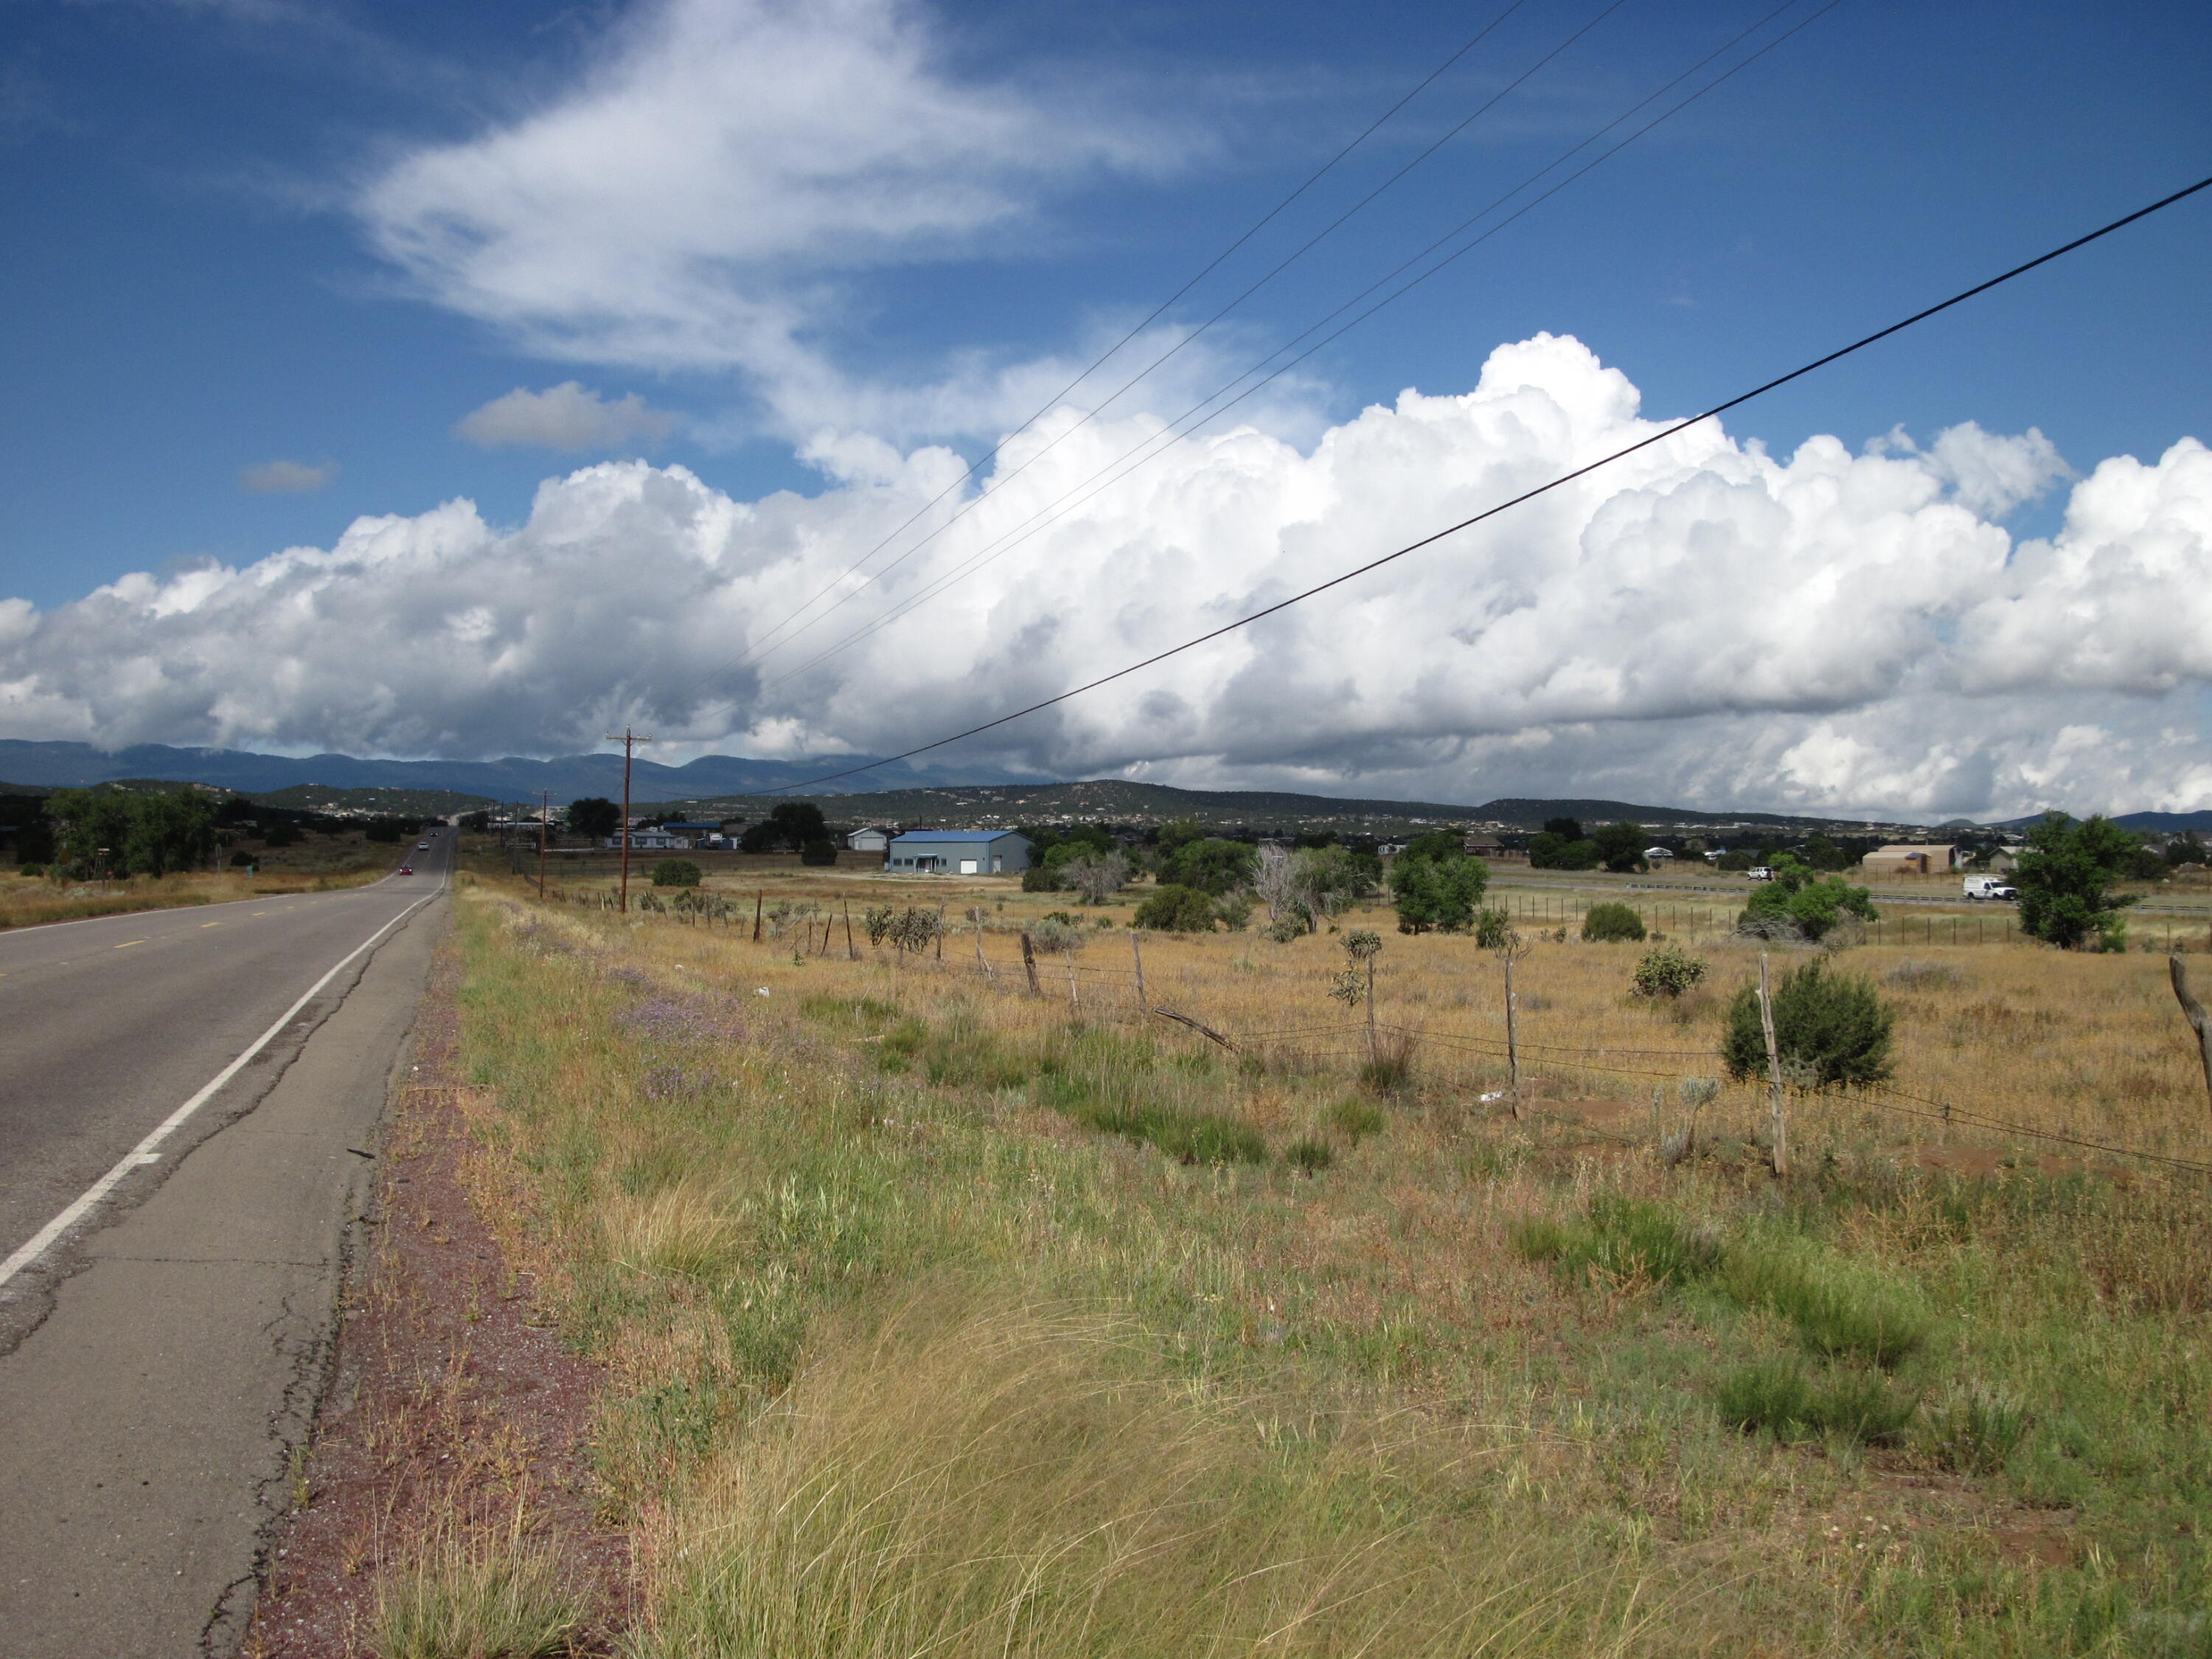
(1154, 817), (1207, 860)
(1722, 959), (1894, 1088)
(1060, 850), (1131, 905)
(1581, 902), (1646, 942)
(1403, 830), (1463, 862)
(568, 796), (621, 838)
(1737, 854), (1877, 942)
(45, 787), (215, 878)
(1293, 845), (1377, 919)
(650, 858), (703, 887)
(1390, 850), (1489, 933)
(2166, 830), (2208, 868)
(1253, 843), (1307, 937)
(1134, 883), (1217, 931)
(1158, 837), (1256, 897)
(799, 839), (839, 866)
(1590, 821), (1648, 874)
(1543, 817), (1583, 842)
(2013, 812), (2143, 950)
(1529, 832), (1599, 871)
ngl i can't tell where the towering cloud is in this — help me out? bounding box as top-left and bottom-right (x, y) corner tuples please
(3, 335), (2205, 818)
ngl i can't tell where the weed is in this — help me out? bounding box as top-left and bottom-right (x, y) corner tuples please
(1285, 1137), (1334, 1175)
(1080, 1100), (1266, 1165)
(1514, 1196), (1721, 1287)
(1719, 1238), (1931, 1368)
(1358, 1026), (1418, 1093)
(369, 1520), (583, 1659)
(1926, 1383), (2031, 1475)
(1324, 1096), (1384, 1142)
(1717, 1359), (1918, 1446)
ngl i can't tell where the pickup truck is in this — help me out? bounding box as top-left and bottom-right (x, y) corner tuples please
(1964, 874), (2017, 901)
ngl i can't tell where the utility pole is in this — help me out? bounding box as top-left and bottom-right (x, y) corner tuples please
(602, 727), (655, 914)
(537, 790), (549, 896)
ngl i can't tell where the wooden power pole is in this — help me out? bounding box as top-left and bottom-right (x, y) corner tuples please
(537, 790), (549, 895)
(603, 727), (655, 914)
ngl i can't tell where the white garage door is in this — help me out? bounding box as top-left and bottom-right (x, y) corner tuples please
(960, 858), (979, 874)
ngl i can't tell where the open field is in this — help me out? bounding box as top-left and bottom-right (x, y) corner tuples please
(374, 861), (2212, 1658)
(1, 836), (396, 930)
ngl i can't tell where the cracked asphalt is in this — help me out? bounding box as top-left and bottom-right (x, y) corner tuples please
(0, 838), (451, 1657)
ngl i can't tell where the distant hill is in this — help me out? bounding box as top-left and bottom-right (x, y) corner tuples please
(247, 784), (501, 817)
(1986, 809), (2212, 833)
(0, 739), (1035, 804)
(641, 779), (1911, 836)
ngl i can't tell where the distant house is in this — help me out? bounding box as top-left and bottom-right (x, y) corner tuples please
(887, 829), (1032, 874)
(1860, 844), (1960, 876)
(1377, 841), (1409, 858)
(1462, 833), (1505, 858)
(605, 829), (688, 851)
(846, 826), (893, 854)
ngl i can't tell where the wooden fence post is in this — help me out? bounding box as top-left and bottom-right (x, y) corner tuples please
(2169, 954), (2212, 1128)
(1130, 931), (1147, 1012)
(844, 900), (858, 960)
(935, 902), (946, 961)
(1757, 951), (1788, 1177)
(751, 891), (762, 943)
(1503, 948), (1523, 1120)
(973, 911), (994, 981)
(1065, 949), (1080, 1012)
(1020, 930), (1040, 995)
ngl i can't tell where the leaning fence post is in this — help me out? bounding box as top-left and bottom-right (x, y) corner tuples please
(1130, 930), (1147, 1012)
(1757, 951), (1789, 1177)
(1503, 947), (1523, 1120)
(1065, 948), (1080, 1012)
(844, 899), (858, 960)
(2169, 954), (2212, 1128)
(752, 890), (763, 943)
(1020, 930), (1040, 995)
(973, 911), (994, 981)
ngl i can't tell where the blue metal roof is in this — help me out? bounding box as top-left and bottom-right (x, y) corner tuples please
(889, 830), (1026, 843)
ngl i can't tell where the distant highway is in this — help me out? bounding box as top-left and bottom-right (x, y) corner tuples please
(0, 835), (451, 1656)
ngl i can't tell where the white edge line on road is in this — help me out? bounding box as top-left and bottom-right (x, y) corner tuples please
(0, 873), (446, 1293)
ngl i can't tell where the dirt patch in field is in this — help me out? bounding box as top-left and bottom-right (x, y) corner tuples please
(244, 947), (628, 1658)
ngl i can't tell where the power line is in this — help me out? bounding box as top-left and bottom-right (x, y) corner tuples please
(762, 173), (2212, 796)
(746, 0), (1832, 698)
(692, 1), (1540, 685)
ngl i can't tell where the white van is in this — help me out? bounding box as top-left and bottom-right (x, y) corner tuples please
(1964, 874), (2017, 901)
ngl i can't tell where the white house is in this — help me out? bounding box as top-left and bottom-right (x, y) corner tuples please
(846, 827), (893, 853)
(604, 830), (689, 851)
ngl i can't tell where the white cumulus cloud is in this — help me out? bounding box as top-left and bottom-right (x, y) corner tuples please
(7, 335), (2210, 819)
(455, 382), (680, 451)
(358, 0), (1189, 442)
(239, 458), (337, 493)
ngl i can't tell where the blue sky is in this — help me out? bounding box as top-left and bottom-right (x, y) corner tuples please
(1, 0), (2208, 816)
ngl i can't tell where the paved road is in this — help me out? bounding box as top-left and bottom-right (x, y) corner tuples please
(0, 837), (451, 1656)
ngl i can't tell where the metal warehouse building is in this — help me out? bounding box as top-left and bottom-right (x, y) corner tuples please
(886, 830), (1032, 874)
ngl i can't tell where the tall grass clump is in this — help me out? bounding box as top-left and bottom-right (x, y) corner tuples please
(1719, 1234), (1932, 1368)
(1717, 1358), (1918, 1446)
(1512, 1195), (1720, 1287)
(626, 1299), (1694, 1659)
(370, 1517), (584, 1659)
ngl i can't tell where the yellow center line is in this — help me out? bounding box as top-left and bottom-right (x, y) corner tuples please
(114, 939), (146, 950)
(201, 922), (222, 928)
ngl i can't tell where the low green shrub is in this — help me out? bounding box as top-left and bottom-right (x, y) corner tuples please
(1473, 906), (1515, 949)
(1285, 1138), (1334, 1174)
(649, 858), (702, 888)
(799, 838), (839, 866)
(1580, 902), (1646, 942)
(1720, 958), (1894, 1087)
(1133, 883), (1217, 932)
(1631, 945), (1708, 998)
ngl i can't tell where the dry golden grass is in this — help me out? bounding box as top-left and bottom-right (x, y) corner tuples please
(440, 873), (2212, 1658)
(0, 862), (389, 930)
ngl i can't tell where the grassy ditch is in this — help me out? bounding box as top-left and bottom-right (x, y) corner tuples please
(422, 883), (2212, 1658)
